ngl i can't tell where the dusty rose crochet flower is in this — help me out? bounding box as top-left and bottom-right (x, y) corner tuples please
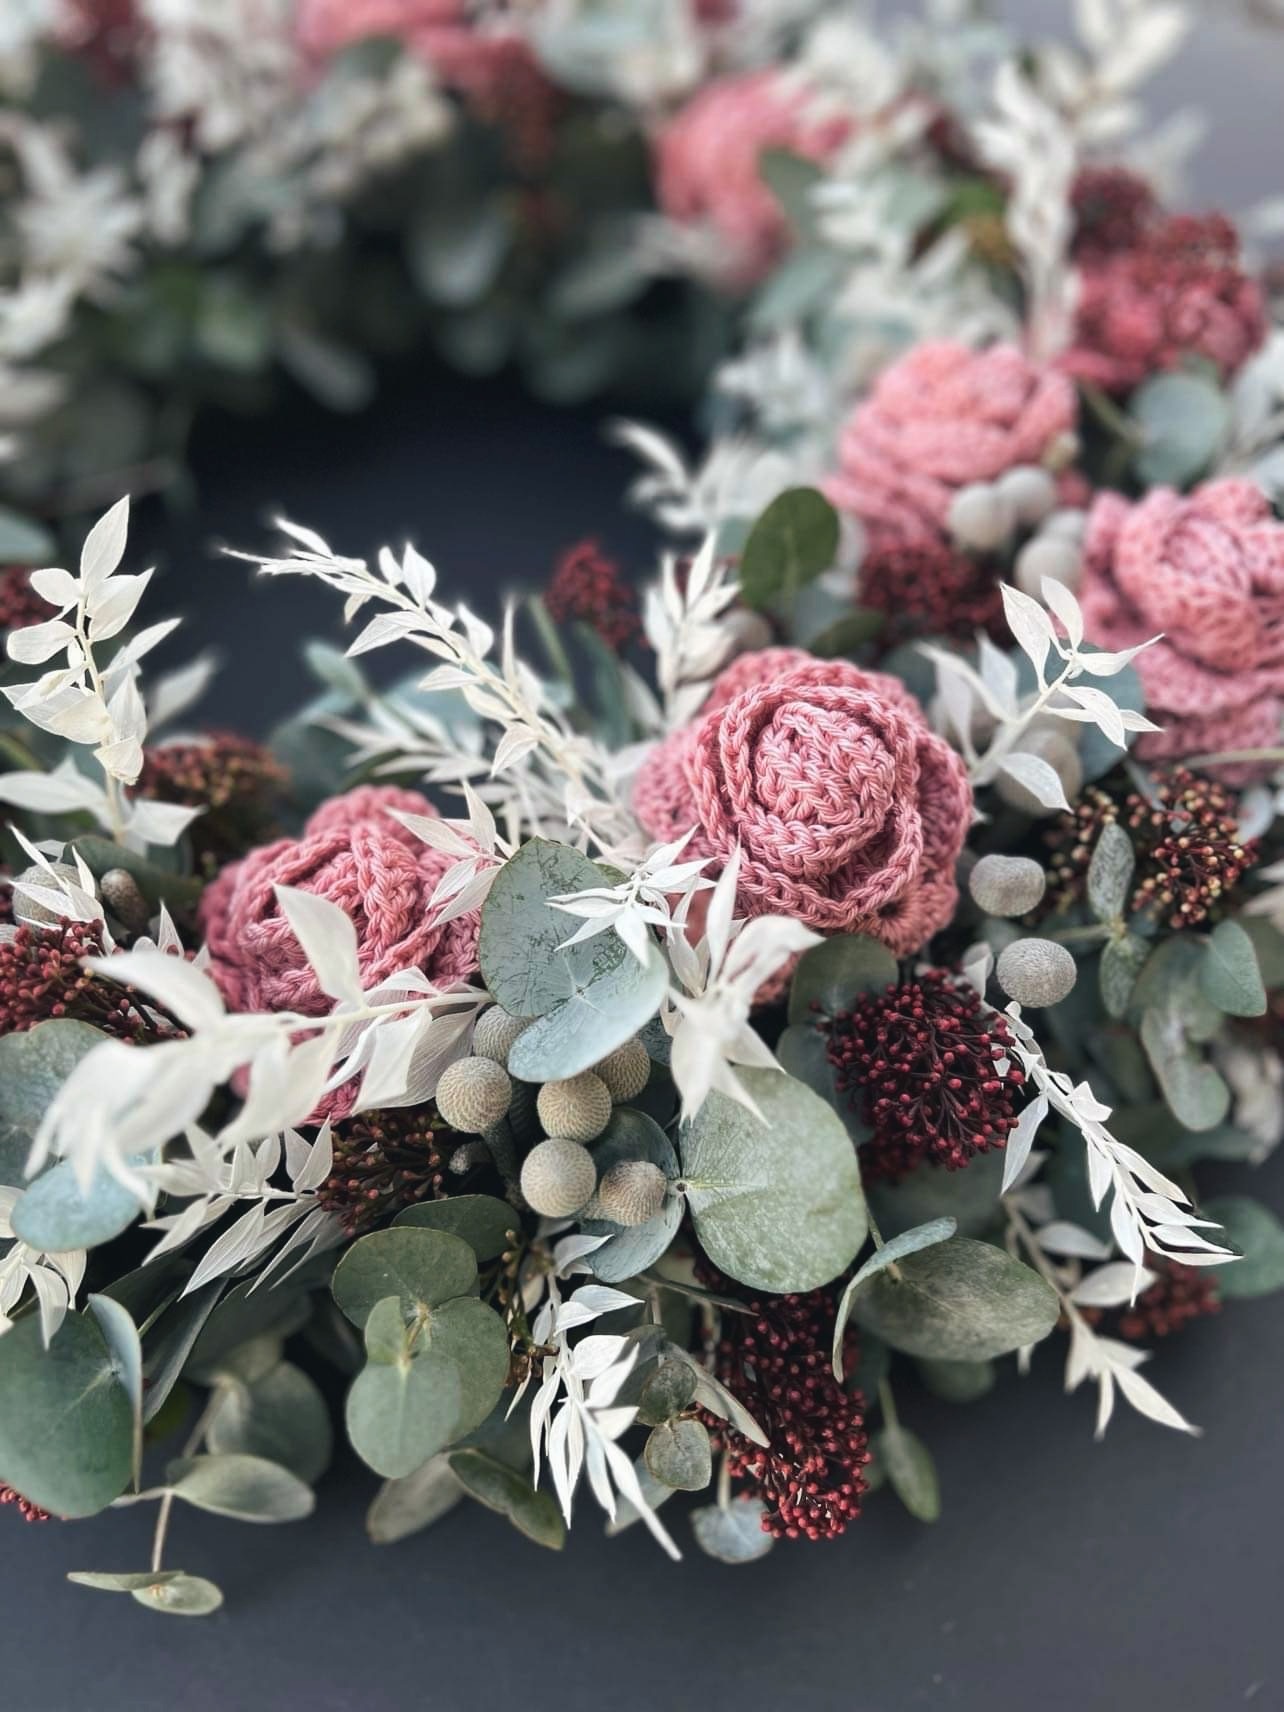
(825, 341), (1077, 547)
(295, 0), (555, 161)
(633, 648), (971, 954)
(199, 784), (480, 1018)
(653, 71), (849, 289)
(1079, 480), (1284, 775)
(1063, 213), (1266, 395)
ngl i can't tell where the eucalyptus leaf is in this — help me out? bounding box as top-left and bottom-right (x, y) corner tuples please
(506, 940), (667, 1082)
(164, 1453), (315, 1523)
(11, 1155), (147, 1254)
(690, 1498), (775, 1564)
(868, 1148), (1006, 1241)
(0, 1311), (133, 1517)
(644, 1418), (712, 1492)
(637, 1359), (698, 1427)
(877, 1424), (940, 1522)
(479, 839), (633, 1019)
(1203, 1197), (1284, 1298)
(367, 1454), (464, 1544)
(788, 933), (897, 1024)
(72, 837), (203, 913)
(1087, 823), (1135, 923)
(581, 1108), (681, 1284)
(331, 1227), (478, 1328)
(678, 1069), (866, 1293)
(448, 1448), (566, 1550)
(0, 505), (55, 562)
(141, 1281), (224, 1423)
(738, 487), (839, 611)
(774, 1023), (867, 1140)
(1139, 1004), (1230, 1132)
(206, 1361), (333, 1485)
(130, 1574), (225, 1617)
(86, 1293), (143, 1485)
(915, 1357), (996, 1403)
(1100, 932), (1149, 1020)
(1200, 920), (1266, 1018)
(1131, 370), (1230, 487)
(847, 1237), (1059, 1362)
(394, 1196), (518, 1264)
(0, 1019), (106, 1155)
(831, 1218), (957, 1379)
(68, 1570), (185, 1593)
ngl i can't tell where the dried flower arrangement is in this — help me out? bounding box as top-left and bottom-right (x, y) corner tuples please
(0, 0), (1282, 1619)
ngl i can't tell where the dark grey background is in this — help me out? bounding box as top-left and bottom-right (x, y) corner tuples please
(7, 9), (1284, 1705)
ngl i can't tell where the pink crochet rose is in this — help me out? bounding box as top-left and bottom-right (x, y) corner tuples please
(825, 340), (1078, 548)
(295, 0), (555, 161)
(199, 784), (480, 1019)
(1062, 213), (1266, 396)
(1079, 480), (1284, 776)
(633, 648), (971, 955)
(653, 71), (849, 289)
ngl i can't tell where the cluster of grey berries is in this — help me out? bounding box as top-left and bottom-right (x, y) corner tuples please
(434, 1006), (668, 1229)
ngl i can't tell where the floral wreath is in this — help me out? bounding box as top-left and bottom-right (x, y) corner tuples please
(0, 0), (1282, 1617)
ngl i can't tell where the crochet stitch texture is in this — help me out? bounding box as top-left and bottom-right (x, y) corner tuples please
(1079, 479), (1284, 776)
(633, 648), (971, 954)
(825, 339), (1077, 546)
(199, 783), (480, 1018)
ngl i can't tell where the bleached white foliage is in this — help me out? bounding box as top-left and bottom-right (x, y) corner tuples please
(643, 534), (742, 729)
(548, 830), (712, 964)
(234, 521), (636, 854)
(0, 1188), (84, 1344)
(0, 497), (203, 848)
(611, 420), (797, 539)
(923, 576), (1160, 805)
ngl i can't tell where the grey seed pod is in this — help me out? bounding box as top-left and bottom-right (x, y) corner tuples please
(592, 1038), (651, 1103)
(968, 854), (1047, 918)
(11, 861), (81, 927)
(1015, 534), (1082, 600)
(520, 1138), (597, 1219)
(996, 465), (1057, 528)
(996, 937), (1077, 1007)
(994, 727), (1083, 818)
(100, 867), (150, 932)
(536, 1072), (612, 1143)
(1042, 507), (1087, 542)
(947, 482), (1015, 553)
(435, 1056), (512, 1134)
(596, 1160), (668, 1228)
(472, 1005), (531, 1068)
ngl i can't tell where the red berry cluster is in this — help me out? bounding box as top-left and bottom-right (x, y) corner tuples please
(0, 566), (53, 633)
(316, 1106), (458, 1237)
(0, 920), (177, 1041)
(545, 540), (640, 653)
(137, 732), (286, 869)
(1070, 165), (1158, 259)
(823, 968), (1025, 1183)
(0, 1482), (51, 1522)
(700, 1281), (870, 1541)
(859, 536), (1007, 646)
(1118, 1261), (1221, 1342)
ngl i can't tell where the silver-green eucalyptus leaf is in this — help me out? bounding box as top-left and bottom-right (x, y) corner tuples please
(847, 1237), (1059, 1362)
(1200, 920), (1267, 1018)
(690, 1497), (775, 1563)
(877, 1424), (940, 1523)
(830, 1218), (957, 1379)
(1086, 822), (1135, 923)
(331, 1227), (479, 1328)
(506, 940), (667, 1083)
(163, 1453), (315, 1523)
(393, 1195), (518, 1264)
(367, 1454), (464, 1544)
(448, 1448), (566, 1550)
(1202, 1197), (1284, 1298)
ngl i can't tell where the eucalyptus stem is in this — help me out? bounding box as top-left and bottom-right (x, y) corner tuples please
(877, 1377), (899, 1431)
(149, 1387), (226, 1575)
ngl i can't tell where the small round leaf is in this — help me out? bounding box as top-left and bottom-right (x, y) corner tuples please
(332, 1227), (478, 1327)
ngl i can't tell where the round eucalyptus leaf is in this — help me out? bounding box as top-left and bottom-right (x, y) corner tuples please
(11, 1155), (147, 1254)
(637, 1358), (698, 1427)
(0, 1019), (107, 1149)
(581, 1108), (682, 1284)
(1200, 920), (1267, 1018)
(868, 1148), (1006, 1241)
(448, 1448), (566, 1550)
(130, 1574), (225, 1617)
(68, 1570), (185, 1593)
(678, 1070), (866, 1293)
(644, 1418), (712, 1492)
(1203, 1197), (1284, 1299)
(332, 1227), (478, 1328)
(479, 838), (628, 1019)
(506, 941), (667, 1082)
(0, 505), (55, 562)
(848, 1237), (1058, 1362)
(367, 1454), (463, 1544)
(164, 1453), (315, 1523)
(876, 1424), (940, 1523)
(1100, 932), (1149, 1020)
(206, 1361), (334, 1485)
(690, 1498), (775, 1564)
(0, 1311), (133, 1517)
(394, 1195), (518, 1264)
(1131, 370), (1229, 487)
(788, 934), (898, 1025)
(347, 1296), (509, 1479)
(774, 1023), (867, 1141)
(915, 1357), (996, 1403)
(830, 1217), (957, 1379)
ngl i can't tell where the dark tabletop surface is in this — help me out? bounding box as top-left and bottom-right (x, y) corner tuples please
(8, 8), (1284, 1691)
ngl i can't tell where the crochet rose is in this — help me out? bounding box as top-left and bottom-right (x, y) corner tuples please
(1079, 480), (1284, 775)
(1062, 213), (1266, 396)
(653, 71), (849, 289)
(633, 648), (971, 955)
(295, 0), (553, 157)
(825, 340), (1078, 547)
(199, 783), (480, 1018)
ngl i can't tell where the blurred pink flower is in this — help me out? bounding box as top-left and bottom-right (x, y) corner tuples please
(825, 340), (1077, 547)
